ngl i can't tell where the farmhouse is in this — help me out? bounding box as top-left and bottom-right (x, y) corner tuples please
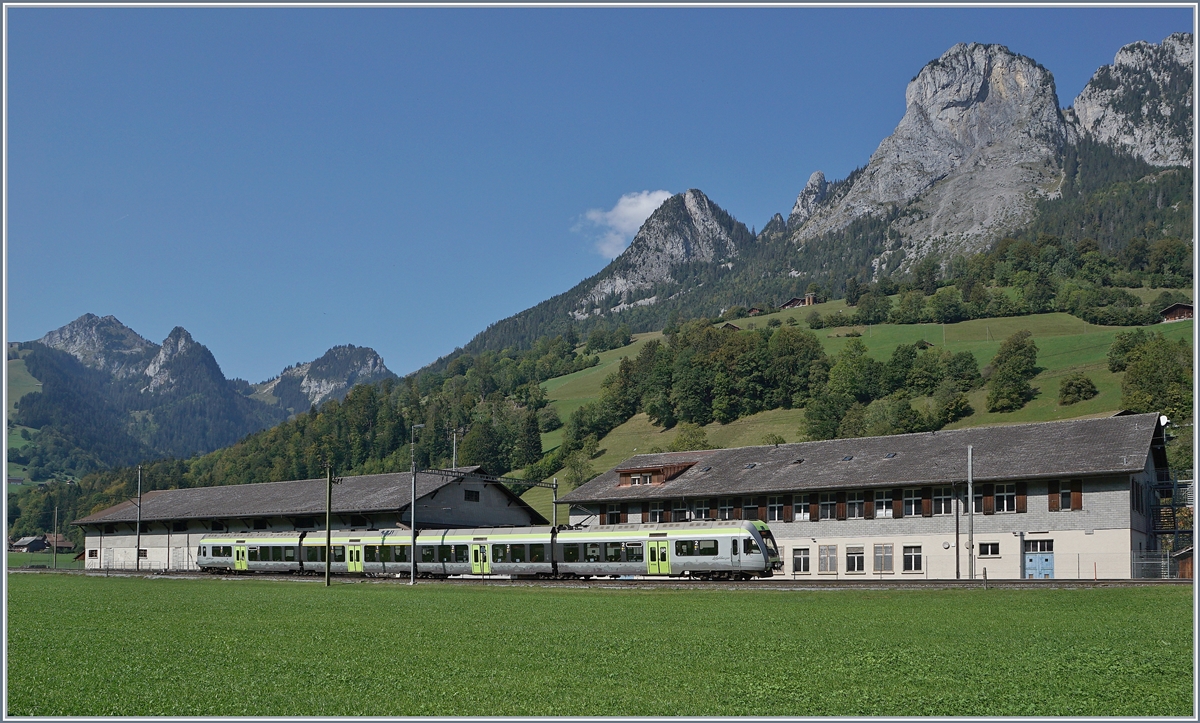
(1160, 302), (1193, 322)
(561, 413), (1187, 579)
(73, 467), (546, 571)
(780, 292), (818, 308)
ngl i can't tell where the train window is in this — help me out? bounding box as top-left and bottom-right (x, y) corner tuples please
(675, 540), (695, 556)
(605, 543), (622, 562)
(284, 547), (295, 562)
(529, 544), (545, 562)
(649, 546), (657, 562)
(272, 546), (284, 562)
(492, 544), (507, 563)
(744, 538), (761, 555)
(248, 547), (259, 562)
(197, 546), (204, 558)
(454, 545), (469, 563)
(333, 546), (346, 563)
(585, 543), (602, 562)
(731, 539), (738, 555)
(698, 540), (718, 556)
(510, 544), (526, 563)
(364, 546), (376, 562)
(220, 546), (232, 558)
(625, 542), (643, 562)
(421, 546), (435, 563)
(562, 544), (579, 562)
(438, 545), (453, 563)
(395, 545), (409, 562)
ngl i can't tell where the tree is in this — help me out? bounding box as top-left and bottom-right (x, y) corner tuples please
(826, 339), (883, 403)
(845, 277), (863, 306)
(985, 330), (1039, 413)
(855, 292), (892, 325)
(512, 409), (543, 468)
(1058, 373), (1098, 405)
(1107, 328), (1151, 372)
(913, 257), (940, 296)
(1121, 334), (1192, 421)
(990, 330), (1038, 380)
(761, 433), (786, 446)
(889, 291), (927, 324)
(927, 287), (966, 323)
(669, 422), (715, 452)
(804, 393), (853, 441)
(561, 449), (594, 489)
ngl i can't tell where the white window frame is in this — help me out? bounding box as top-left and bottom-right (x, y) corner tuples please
(875, 490), (893, 518)
(718, 498), (734, 521)
(648, 501), (664, 523)
(794, 496), (810, 522)
(846, 491), (865, 519)
(845, 545), (865, 573)
(793, 547), (810, 574)
(767, 496), (784, 521)
(818, 544), (837, 573)
(933, 486), (953, 515)
(979, 542), (1000, 557)
(671, 501), (688, 521)
(606, 504), (622, 525)
(873, 544), (893, 572)
(995, 483), (1016, 513)
(903, 488), (922, 517)
(819, 492), (836, 520)
(903, 545), (922, 572)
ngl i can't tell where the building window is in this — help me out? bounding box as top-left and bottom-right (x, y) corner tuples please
(171, 521), (188, 532)
(88, 549), (98, 559)
(649, 502), (664, 523)
(979, 542), (1000, 557)
(794, 496), (810, 522)
(672, 501), (688, 521)
(846, 491), (864, 519)
(605, 504), (622, 525)
(465, 489), (480, 502)
(974, 489), (983, 513)
(767, 497), (784, 521)
(138, 549), (148, 558)
(103, 524), (116, 534)
(873, 544), (893, 572)
(846, 546), (865, 572)
(903, 489), (922, 517)
(718, 498), (734, 520)
(903, 546), (922, 572)
(933, 487), (953, 515)
(875, 490), (893, 518)
(693, 499), (709, 520)
(1061, 486), (1072, 511)
(211, 520), (225, 531)
(742, 500), (759, 521)
(294, 517), (315, 529)
(995, 484), (1016, 513)
(818, 545), (837, 573)
(819, 492), (837, 520)
(253, 518), (268, 530)
(793, 548), (810, 573)
(1024, 539), (1053, 553)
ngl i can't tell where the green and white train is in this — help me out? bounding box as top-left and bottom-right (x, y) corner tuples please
(196, 520), (782, 580)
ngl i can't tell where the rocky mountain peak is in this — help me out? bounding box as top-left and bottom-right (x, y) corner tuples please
(253, 344), (396, 412)
(574, 189), (752, 317)
(143, 327), (199, 393)
(791, 41), (1067, 268)
(1070, 32), (1193, 166)
(788, 171), (829, 228)
(37, 313), (159, 379)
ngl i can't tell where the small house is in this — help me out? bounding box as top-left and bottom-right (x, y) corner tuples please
(1173, 546), (1192, 579)
(722, 323), (742, 331)
(10, 536), (49, 553)
(1159, 302), (1193, 322)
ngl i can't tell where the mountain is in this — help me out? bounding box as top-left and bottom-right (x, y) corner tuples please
(10, 315), (396, 480)
(252, 344), (395, 413)
(1069, 32), (1193, 166)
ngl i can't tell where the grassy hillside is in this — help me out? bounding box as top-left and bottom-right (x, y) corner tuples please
(7, 354), (42, 481)
(521, 307), (1194, 522)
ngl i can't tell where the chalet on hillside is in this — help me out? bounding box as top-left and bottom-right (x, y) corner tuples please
(1160, 302), (1193, 322)
(780, 292), (818, 309)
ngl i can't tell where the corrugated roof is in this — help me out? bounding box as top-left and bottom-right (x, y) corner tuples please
(73, 466), (546, 526)
(562, 413), (1162, 504)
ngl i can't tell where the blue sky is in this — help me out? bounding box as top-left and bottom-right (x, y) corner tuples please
(5, 6), (1193, 382)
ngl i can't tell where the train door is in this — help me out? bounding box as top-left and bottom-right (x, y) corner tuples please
(471, 544), (490, 574)
(646, 540), (670, 575)
(347, 545), (364, 573)
(234, 545), (248, 571)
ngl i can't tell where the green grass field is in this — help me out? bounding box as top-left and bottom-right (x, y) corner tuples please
(6, 551), (83, 569)
(6, 574), (1192, 716)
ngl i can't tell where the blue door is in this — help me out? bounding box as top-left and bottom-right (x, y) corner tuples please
(1025, 552), (1054, 579)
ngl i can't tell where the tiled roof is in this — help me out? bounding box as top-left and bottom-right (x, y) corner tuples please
(72, 467), (545, 525)
(562, 413), (1162, 504)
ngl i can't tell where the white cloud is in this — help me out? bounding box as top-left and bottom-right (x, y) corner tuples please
(579, 190), (672, 259)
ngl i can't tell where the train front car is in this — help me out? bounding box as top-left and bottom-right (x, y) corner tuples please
(749, 520), (783, 573)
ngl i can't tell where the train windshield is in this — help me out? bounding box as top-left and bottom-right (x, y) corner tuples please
(760, 530), (780, 558)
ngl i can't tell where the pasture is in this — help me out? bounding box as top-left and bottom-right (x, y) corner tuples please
(6, 573), (1193, 717)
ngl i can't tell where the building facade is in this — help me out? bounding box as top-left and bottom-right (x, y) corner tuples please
(73, 467), (546, 571)
(561, 414), (1175, 580)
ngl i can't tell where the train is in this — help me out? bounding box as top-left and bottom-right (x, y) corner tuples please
(196, 519), (782, 580)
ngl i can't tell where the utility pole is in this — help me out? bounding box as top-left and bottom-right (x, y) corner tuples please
(53, 506), (58, 570)
(135, 465), (143, 571)
(552, 477), (559, 528)
(967, 446), (975, 580)
(411, 423), (425, 585)
(954, 481), (960, 580)
(324, 460), (342, 587)
(452, 428), (458, 469)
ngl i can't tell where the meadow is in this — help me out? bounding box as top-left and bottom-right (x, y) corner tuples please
(6, 573), (1193, 717)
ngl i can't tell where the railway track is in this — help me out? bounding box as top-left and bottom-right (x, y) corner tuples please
(13, 567), (1192, 589)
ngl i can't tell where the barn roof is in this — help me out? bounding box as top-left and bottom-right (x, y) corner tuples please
(562, 413), (1163, 504)
(73, 467), (547, 526)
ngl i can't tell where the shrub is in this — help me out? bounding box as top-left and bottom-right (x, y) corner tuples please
(1058, 373), (1098, 405)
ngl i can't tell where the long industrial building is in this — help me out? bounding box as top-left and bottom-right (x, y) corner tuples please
(73, 466), (547, 571)
(561, 413), (1189, 579)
